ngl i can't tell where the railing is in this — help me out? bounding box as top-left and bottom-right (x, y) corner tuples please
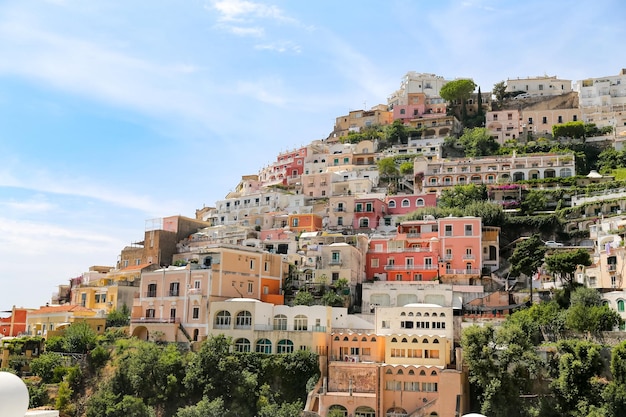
(384, 265), (435, 271)
(131, 317), (180, 324)
(442, 268), (481, 275)
(145, 291), (157, 298)
(169, 290), (180, 296)
(463, 254), (475, 260)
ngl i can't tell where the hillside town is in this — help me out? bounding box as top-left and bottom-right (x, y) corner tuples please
(4, 68), (626, 417)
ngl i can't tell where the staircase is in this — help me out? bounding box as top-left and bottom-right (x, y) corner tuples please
(407, 398), (437, 417)
(178, 323), (192, 343)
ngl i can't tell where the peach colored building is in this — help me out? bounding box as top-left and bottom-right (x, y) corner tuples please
(130, 245), (288, 343)
(26, 304), (100, 338)
(309, 303), (468, 417)
(330, 105), (393, 139)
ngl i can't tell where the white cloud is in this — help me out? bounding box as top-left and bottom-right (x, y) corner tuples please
(211, 0), (295, 24)
(226, 25), (265, 37)
(255, 41), (301, 54)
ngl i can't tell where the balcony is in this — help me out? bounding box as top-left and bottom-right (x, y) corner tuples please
(608, 264), (617, 272)
(131, 317), (180, 324)
(384, 264), (434, 271)
(169, 290), (180, 297)
(442, 268), (481, 275)
(145, 291), (157, 298)
(463, 254), (475, 260)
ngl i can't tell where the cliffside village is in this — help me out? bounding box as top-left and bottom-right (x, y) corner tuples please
(4, 69), (626, 417)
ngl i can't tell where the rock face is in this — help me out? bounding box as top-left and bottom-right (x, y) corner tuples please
(501, 92), (579, 111)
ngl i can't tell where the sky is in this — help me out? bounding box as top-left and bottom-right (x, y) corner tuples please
(0, 0), (625, 311)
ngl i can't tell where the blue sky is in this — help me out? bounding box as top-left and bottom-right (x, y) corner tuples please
(1, 0), (625, 310)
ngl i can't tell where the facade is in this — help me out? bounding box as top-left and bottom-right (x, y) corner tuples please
(406, 114), (460, 139)
(331, 105), (393, 139)
(520, 108), (582, 137)
(506, 75), (572, 97)
(353, 196), (387, 232)
(366, 218), (484, 284)
(26, 305), (100, 337)
(387, 72), (450, 116)
(418, 152), (576, 195)
(288, 213), (324, 234)
(575, 68), (626, 134)
(309, 303), (468, 417)
(0, 307), (29, 337)
(131, 245), (288, 342)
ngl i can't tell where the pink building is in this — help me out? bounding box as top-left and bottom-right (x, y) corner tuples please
(353, 197), (387, 232)
(367, 217), (483, 284)
(385, 194), (437, 216)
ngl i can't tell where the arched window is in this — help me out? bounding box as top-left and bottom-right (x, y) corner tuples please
(388, 200), (396, 208)
(386, 369), (393, 374)
(433, 339), (439, 344)
(618, 299), (625, 312)
(431, 370), (438, 376)
(214, 311), (231, 328)
(328, 405), (348, 417)
(294, 314), (308, 331)
(355, 406), (375, 417)
(333, 336), (340, 341)
(408, 312), (414, 317)
(343, 336), (349, 341)
(424, 312), (430, 317)
(256, 338), (272, 354)
(391, 337), (398, 343)
(402, 199), (410, 207)
(277, 339), (294, 354)
(408, 369), (415, 375)
(361, 336), (368, 341)
(401, 312), (406, 316)
(234, 338), (251, 352)
(402, 338), (408, 343)
(371, 337), (377, 342)
(419, 370), (426, 376)
(423, 338), (429, 343)
(273, 314), (287, 330)
(416, 198), (424, 206)
(440, 312), (445, 317)
(235, 311), (252, 328)
(352, 336), (358, 341)
(397, 369), (404, 375)
(412, 338), (418, 343)
(560, 168), (572, 177)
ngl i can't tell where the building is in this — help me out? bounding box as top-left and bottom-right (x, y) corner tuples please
(506, 75), (572, 97)
(417, 152), (576, 195)
(308, 303), (469, 417)
(387, 72), (450, 120)
(0, 307), (29, 337)
(366, 218), (484, 285)
(330, 105), (393, 139)
(575, 68), (626, 135)
(353, 195), (387, 232)
(26, 305), (101, 338)
(130, 245), (288, 343)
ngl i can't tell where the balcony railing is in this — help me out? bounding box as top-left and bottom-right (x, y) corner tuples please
(145, 291), (157, 298)
(442, 268), (481, 275)
(384, 265), (435, 271)
(131, 317), (180, 324)
(463, 254), (475, 260)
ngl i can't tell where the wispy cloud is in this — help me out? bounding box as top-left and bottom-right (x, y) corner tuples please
(225, 25), (265, 37)
(211, 0), (296, 24)
(255, 41), (301, 53)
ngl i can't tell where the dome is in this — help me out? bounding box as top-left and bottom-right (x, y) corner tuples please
(0, 371), (29, 417)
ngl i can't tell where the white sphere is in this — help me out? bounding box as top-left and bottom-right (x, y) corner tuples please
(0, 371), (29, 417)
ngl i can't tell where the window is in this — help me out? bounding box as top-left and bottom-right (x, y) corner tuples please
(388, 200), (396, 208)
(331, 251), (341, 264)
(355, 203), (363, 212)
(250, 259), (255, 269)
(235, 311), (252, 328)
(416, 198), (424, 206)
(146, 308), (155, 318)
(425, 258), (432, 269)
(294, 314), (308, 331)
(192, 307), (200, 319)
(445, 225), (452, 236)
(169, 282), (180, 296)
(528, 117), (533, 125)
(542, 116), (547, 124)
(371, 258), (379, 267)
(366, 202), (373, 212)
(402, 199), (410, 207)
(382, 320), (390, 328)
(618, 300), (625, 312)
(360, 218), (369, 228)
(247, 282), (253, 293)
(292, 218), (299, 227)
(465, 224), (473, 236)
(273, 314), (287, 330)
(558, 115), (563, 123)
(391, 348), (406, 357)
(337, 217), (343, 226)
(422, 382), (438, 392)
(170, 308), (176, 319)
(277, 339), (294, 354)
(194, 280), (201, 289)
(256, 338), (272, 354)
(215, 311), (231, 328)
(235, 338), (251, 352)
(147, 283), (157, 298)
(414, 273), (422, 281)
(395, 274), (402, 281)
(385, 380), (402, 390)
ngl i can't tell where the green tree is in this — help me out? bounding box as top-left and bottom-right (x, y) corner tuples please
(293, 290), (314, 306)
(438, 183), (487, 209)
(399, 161), (413, 175)
(521, 190), (547, 215)
(440, 79), (476, 122)
(175, 397), (225, 417)
(86, 390), (155, 417)
(458, 127), (500, 157)
(463, 201), (507, 227)
(385, 119), (409, 144)
(552, 121), (586, 139)
(377, 157), (399, 184)
(509, 234), (547, 279)
(107, 304), (131, 327)
(461, 324), (541, 417)
(63, 321), (97, 353)
(493, 81), (507, 105)
(30, 352), (63, 383)
(544, 249), (592, 288)
(603, 341), (626, 416)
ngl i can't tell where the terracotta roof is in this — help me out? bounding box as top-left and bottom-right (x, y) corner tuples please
(121, 263), (152, 271)
(31, 304), (94, 314)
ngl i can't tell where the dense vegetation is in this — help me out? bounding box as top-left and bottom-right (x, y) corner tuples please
(4, 325), (318, 417)
(462, 286), (623, 417)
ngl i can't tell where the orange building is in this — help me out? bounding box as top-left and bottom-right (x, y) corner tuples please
(288, 213), (324, 234)
(0, 306), (29, 337)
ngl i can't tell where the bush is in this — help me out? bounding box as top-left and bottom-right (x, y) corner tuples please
(89, 345), (110, 372)
(30, 352), (63, 383)
(25, 378), (49, 408)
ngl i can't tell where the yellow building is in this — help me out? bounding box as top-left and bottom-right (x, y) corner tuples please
(26, 304), (102, 338)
